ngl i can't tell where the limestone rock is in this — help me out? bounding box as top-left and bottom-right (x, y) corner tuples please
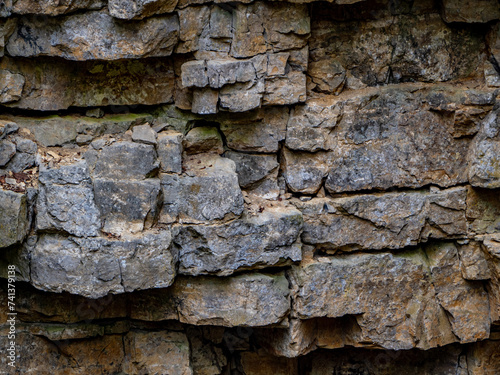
(174, 205), (303, 276)
(262, 72), (307, 106)
(219, 107), (288, 153)
(219, 79), (265, 112)
(467, 339), (500, 374)
(0, 189), (28, 248)
(192, 88), (219, 115)
(109, 0), (179, 20)
(310, 9), (482, 86)
(186, 327), (227, 375)
(0, 57), (175, 111)
(289, 251), (458, 350)
(157, 130), (183, 173)
(132, 124), (157, 145)
(0, 69), (24, 103)
(324, 88), (469, 193)
(90, 141), (158, 180)
(466, 186), (500, 235)
(31, 231), (177, 298)
(37, 161), (101, 238)
(425, 242), (490, 342)
(123, 331), (192, 375)
(172, 272), (290, 327)
(0, 120), (18, 140)
(93, 178), (161, 235)
(160, 154), (243, 224)
(7, 11), (179, 61)
(240, 351), (298, 375)
(12, 0), (104, 15)
(468, 105), (500, 188)
(282, 148), (332, 194)
(295, 187), (467, 252)
(457, 241), (491, 280)
(441, 0), (500, 23)
(0, 140), (16, 167)
(224, 151), (279, 188)
(184, 127), (223, 155)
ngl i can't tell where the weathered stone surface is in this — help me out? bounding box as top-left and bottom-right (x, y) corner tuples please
(311, 8), (483, 86)
(224, 151), (279, 188)
(219, 79), (265, 112)
(441, 0), (500, 24)
(308, 59), (346, 95)
(11, 0), (104, 15)
(468, 105), (500, 188)
(295, 187), (466, 252)
(192, 88), (219, 115)
(289, 251), (458, 350)
(0, 69), (24, 103)
(7, 12), (179, 61)
(186, 326), (227, 375)
(0, 189), (28, 248)
(262, 72), (307, 106)
(457, 241), (491, 280)
(286, 100), (341, 152)
(0, 140), (15, 167)
(31, 231), (177, 298)
(109, 0), (178, 20)
(37, 161), (101, 237)
(132, 124), (157, 145)
(0, 57), (175, 111)
(89, 141), (158, 180)
(467, 339), (500, 374)
(123, 331), (192, 375)
(184, 126), (223, 155)
(0, 120), (18, 140)
(174, 204), (302, 275)
(93, 178), (161, 235)
(467, 186), (500, 235)
(425, 242), (490, 342)
(158, 130), (183, 173)
(160, 154), (243, 224)
(480, 235), (500, 323)
(323, 87), (470, 193)
(172, 272), (290, 327)
(219, 107), (288, 153)
(282, 148), (331, 194)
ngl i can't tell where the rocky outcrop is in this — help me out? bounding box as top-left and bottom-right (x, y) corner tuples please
(2, 0), (500, 374)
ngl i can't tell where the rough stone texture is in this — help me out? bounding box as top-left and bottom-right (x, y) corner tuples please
(132, 123), (157, 145)
(468, 105), (500, 188)
(109, 0), (179, 20)
(171, 272), (290, 327)
(289, 251), (460, 350)
(0, 57), (175, 111)
(174, 204), (303, 275)
(0, 69), (24, 103)
(295, 187), (467, 252)
(441, 0), (500, 24)
(37, 161), (101, 237)
(184, 126), (223, 155)
(0, 189), (28, 248)
(123, 331), (192, 375)
(11, 0), (104, 15)
(157, 130), (183, 173)
(160, 154), (244, 224)
(7, 11), (179, 61)
(31, 231), (177, 298)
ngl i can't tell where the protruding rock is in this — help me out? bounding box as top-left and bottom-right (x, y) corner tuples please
(108, 0), (179, 20)
(12, 0), (104, 15)
(132, 124), (157, 145)
(295, 187), (467, 252)
(441, 0), (500, 24)
(184, 127), (223, 155)
(31, 231), (177, 298)
(37, 161), (101, 238)
(0, 140), (16, 167)
(160, 154), (243, 223)
(0, 69), (24, 103)
(157, 130), (183, 173)
(175, 204), (302, 275)
(0, 189), (28, 248)
(7, 11), (179, 60)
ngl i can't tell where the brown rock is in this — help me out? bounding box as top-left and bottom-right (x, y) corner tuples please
(184, 127), (223, 155)
(108, 0), (179, 19)
(11, 0), (104, 15)
(240, 350), (298, 375)
(441, 0), (500, 23)
(0, 70), (24, 103)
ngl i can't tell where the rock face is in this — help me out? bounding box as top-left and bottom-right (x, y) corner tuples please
(2, 0), (500, 374)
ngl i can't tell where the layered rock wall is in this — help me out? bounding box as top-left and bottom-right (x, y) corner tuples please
(2, 0), (500, 373)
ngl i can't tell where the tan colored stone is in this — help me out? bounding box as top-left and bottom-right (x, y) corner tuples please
(109, 0), (179, 19)
(12, 0), (104, 15)
(467, 339), (500, 375)
(0, 70), (24, 103)
(240, 350), (298, 375)
(282, 148), (332, 194)
(123, 331), (192, 375)
(457, 241), (491, 280)
(441, 0), (500, 23)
